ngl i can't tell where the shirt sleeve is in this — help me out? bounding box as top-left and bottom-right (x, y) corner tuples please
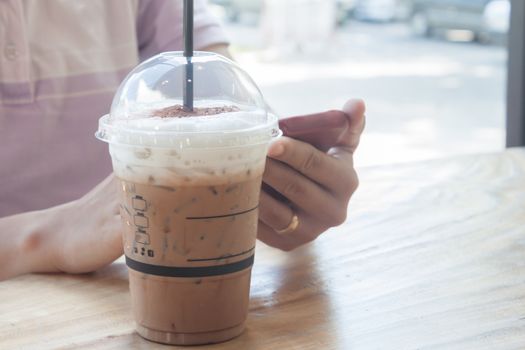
(136, 0), (229, 61)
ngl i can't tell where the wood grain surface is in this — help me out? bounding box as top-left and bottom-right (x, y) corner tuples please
(1, 148), (525, 350)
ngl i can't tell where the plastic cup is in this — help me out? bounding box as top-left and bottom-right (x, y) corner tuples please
(96, 52), (280, 345)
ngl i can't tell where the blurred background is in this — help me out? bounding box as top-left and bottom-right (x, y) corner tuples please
(208, 0), (510, 166)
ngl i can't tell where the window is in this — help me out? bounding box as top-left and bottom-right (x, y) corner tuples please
(210, 0), (513, 165)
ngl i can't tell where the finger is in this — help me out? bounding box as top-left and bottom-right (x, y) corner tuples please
(337, 99), (366, 152)
(267, 136), (344, 189)
(257, 214), (324, 251)
(257, 220), (296, 251)
(263, 158), (347, 225)
(267, 138), (359, 198)
(327, 99), (366, 166)
(259, 190), (296, 232)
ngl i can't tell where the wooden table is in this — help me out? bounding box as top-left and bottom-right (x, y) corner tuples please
(2, 148), (525, 349)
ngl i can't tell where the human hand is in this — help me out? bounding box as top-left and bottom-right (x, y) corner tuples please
(0, 174), (123, 280)
(14, 174), (124, 277)
(49, 174), (123, 274)
(258, 99), (366, 251)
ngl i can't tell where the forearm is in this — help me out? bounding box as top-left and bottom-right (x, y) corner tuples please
(0, 204), (69, 280)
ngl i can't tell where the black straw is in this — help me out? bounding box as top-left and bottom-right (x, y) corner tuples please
(183, 0), (194, 111)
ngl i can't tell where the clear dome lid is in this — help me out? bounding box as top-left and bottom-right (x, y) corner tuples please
(96, 51), (280, 149)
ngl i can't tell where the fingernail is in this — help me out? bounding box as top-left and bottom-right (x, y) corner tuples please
(268, 142), (284, 157)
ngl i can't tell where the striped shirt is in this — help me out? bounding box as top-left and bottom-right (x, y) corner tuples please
(0, 0), (227, 216)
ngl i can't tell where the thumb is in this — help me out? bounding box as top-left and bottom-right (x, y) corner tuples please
(338, 99), (366, 153)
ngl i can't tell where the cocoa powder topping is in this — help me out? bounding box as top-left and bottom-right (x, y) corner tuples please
(152, 105), (240, 118)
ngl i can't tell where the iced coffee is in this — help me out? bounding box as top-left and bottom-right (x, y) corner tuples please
(96, 52), (280, 345)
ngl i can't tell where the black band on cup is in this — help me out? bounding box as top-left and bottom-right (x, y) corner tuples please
(125, 255), (254, 278)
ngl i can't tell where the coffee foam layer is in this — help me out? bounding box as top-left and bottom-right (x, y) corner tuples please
(128, 110), (264, 132)
(109, 143), (268, 186)
(97, 110), (279, 150)
(102, 108), (279, 186)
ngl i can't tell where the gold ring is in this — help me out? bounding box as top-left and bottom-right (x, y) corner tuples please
(275, 213), (299, 235)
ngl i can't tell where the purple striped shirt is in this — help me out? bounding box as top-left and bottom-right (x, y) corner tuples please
(0, 0), (228, 216)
